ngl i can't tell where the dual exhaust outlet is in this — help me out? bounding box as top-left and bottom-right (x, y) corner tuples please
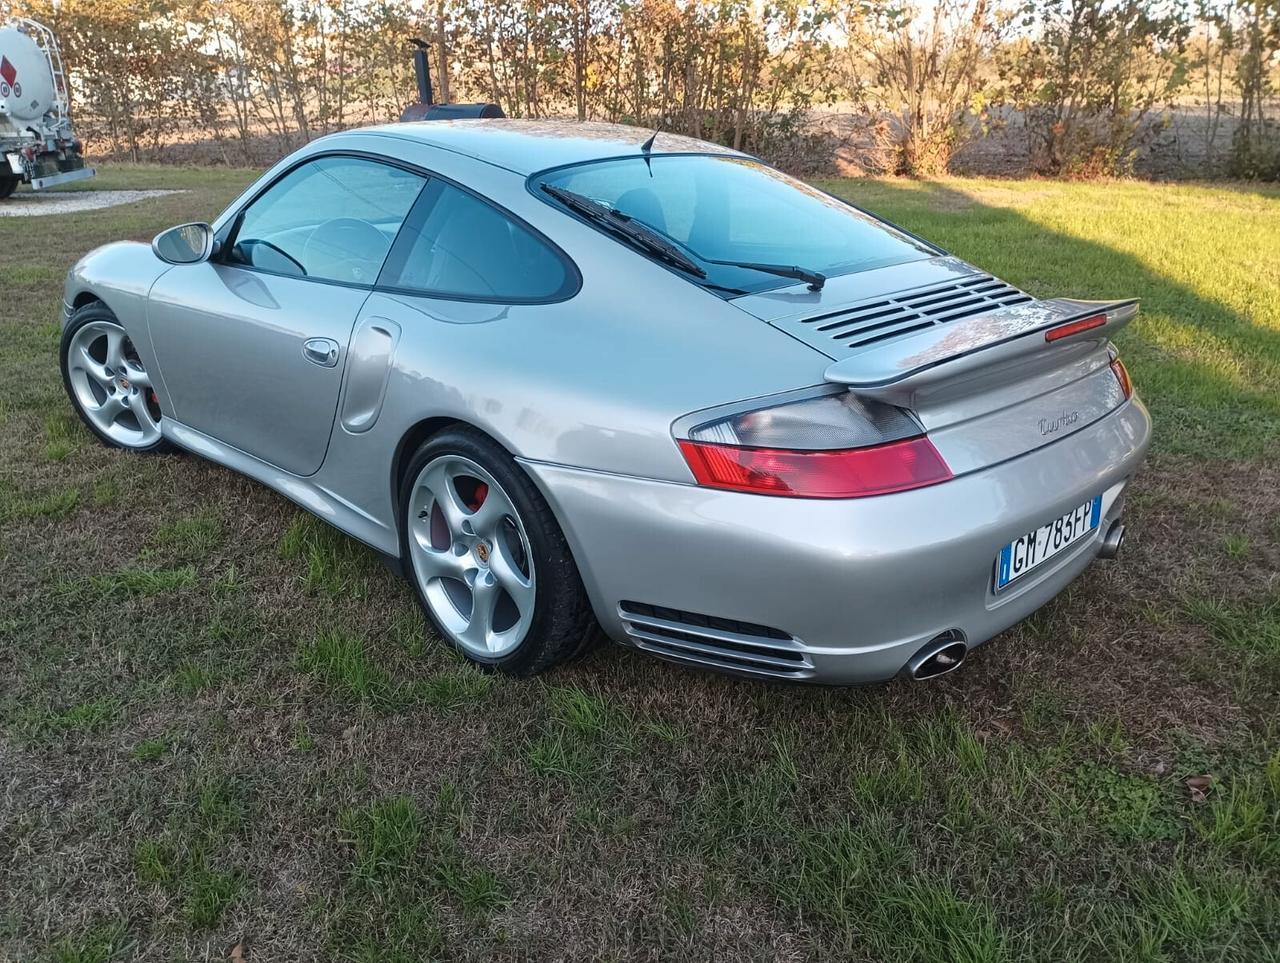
(908, 519), (1126, 681)
(908, 632), (968, 681)
(1098, 520), (1126, 559)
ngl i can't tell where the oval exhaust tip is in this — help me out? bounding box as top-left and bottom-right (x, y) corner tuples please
(908, 635), (968, 681)
(1099, 521), (1126, 560)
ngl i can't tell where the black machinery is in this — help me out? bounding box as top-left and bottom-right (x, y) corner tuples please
(400, 39), (504, 122)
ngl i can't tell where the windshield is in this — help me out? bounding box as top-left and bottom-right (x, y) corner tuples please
(536, 154), (936, 294)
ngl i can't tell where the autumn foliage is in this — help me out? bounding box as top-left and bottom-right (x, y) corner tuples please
(2, 0), (1278, 178)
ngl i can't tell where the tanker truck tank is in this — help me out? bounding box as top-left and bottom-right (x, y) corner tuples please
(0, 18), (95, 199)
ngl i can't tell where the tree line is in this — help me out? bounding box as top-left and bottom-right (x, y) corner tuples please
(3, 0), (1278, 179)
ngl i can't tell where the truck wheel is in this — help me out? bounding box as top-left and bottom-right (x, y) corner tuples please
(0, 176), (18, 200)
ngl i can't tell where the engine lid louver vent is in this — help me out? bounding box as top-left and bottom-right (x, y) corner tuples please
(795, 274), (1033, 353)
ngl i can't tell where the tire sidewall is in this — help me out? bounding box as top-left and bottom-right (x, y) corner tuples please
(399, 429), (569, 675)
(60, 305), (171, 454)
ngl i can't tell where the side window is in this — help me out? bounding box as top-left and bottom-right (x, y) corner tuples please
(228, 156), (426, 286)
(381, 180), (573, 301)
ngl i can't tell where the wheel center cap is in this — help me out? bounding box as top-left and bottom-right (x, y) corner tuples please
(475, 541), (490, 564)
(118, 377), (130, 390)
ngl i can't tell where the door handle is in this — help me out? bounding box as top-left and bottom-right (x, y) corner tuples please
(302, 338), (340, 368)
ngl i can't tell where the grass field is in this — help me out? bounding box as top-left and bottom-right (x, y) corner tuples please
(1, 166), (1278, 963)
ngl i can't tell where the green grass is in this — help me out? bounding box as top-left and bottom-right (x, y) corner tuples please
(90, 477), (121, 506)
(1059, 761), (1180, 842)
(151, 510), (223, 557)
(298, 630), (405, 710)
(1184, 593), (1280, 689)
(132, 736), (171, 762)
(44, 920), (131, 963)
(131, 771), (250, 929)
(525, 684), (636, 784)
(343, 795), (425, 883)
(168, 659), (217, 697)
(42, 411), (82, 462)
(416, 664), (495, 709)
(0, 483), (80, 521)
(77, 564), (197, 598)
(334, 791), (505, 957)
(1224, 534), (1251, 558)
(1, 166), (1277, 961)
(18, 697), (122, 740)
(280, 512), (379, 597)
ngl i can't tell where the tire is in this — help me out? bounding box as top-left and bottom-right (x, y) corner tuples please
(60, 303), (174, 453)
(400, 426), (595, 676)
(0, 176), (18, 200)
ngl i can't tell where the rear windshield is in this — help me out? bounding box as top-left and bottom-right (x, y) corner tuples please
(536, 154), (936, 295)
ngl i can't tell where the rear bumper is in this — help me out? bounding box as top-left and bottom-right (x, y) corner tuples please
(522, 397), (1152, 685)
(31, 166), (96, 191)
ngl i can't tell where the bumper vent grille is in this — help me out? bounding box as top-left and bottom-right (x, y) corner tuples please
(801, 274), (1033, 351)
(619, 601), (814, 680)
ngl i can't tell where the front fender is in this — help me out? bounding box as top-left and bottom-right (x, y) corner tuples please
(62, 240), (176, 412)
(62, 241), (170, 331)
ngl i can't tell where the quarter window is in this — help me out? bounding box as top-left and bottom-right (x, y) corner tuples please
(380, 180), (573, 301)
(227, 156), (426, 286)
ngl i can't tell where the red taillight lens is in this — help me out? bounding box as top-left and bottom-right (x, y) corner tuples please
(678, 437), (953, 499)
(1045, 313), (1107, 342)
(1110, 357), (1133, 398)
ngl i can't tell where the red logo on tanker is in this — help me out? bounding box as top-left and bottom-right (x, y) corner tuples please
(0, 57), (17, 88)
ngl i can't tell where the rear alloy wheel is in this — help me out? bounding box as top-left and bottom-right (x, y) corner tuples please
(60, 305), (172, 452)
(401, 428), (594, 675)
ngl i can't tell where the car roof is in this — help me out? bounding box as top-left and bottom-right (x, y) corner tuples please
(358, 118), (748, 175)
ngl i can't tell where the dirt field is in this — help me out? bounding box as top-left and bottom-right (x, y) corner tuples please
(1, 168), (1277, 962)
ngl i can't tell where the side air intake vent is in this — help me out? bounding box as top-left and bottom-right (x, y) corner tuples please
(619, 601), (814, 680)
(800, 275), (1033, 351)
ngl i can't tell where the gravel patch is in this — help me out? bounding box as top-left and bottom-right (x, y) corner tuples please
(0, 189), (184, 217)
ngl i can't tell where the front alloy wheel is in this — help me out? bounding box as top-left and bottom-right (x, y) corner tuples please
(400, 428), (594, 675)
(61, 305), (170, 452)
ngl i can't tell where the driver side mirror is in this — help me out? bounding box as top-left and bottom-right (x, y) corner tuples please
(152, 222), (216, 265)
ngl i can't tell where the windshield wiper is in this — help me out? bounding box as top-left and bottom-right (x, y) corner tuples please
(704, 259), (826, 291)
(541, 183), (706, 280)
(542, 183), (821, 293)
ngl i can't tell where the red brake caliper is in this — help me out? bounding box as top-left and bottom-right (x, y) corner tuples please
(467, 482), (488, 512)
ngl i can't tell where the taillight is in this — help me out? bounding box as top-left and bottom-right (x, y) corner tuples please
(1110, 357), (1133, 398)
(679, 437), (951, 498)
(676, 390), (952, 498)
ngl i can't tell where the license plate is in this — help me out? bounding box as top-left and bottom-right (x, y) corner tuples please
(995, 495), (1102, 591)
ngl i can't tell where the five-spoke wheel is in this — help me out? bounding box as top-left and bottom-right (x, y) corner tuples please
(400, 428), (594, 675)
(60, 305), (170, 452)
(407, 455), (536, 658)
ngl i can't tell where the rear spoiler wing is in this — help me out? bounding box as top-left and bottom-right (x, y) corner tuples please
(823, 298), (1138, 403)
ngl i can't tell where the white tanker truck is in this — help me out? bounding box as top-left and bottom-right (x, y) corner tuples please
(0, 18), (94, 199)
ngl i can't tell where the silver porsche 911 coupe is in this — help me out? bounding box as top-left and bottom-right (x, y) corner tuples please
(60, 120), (1150, 683)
